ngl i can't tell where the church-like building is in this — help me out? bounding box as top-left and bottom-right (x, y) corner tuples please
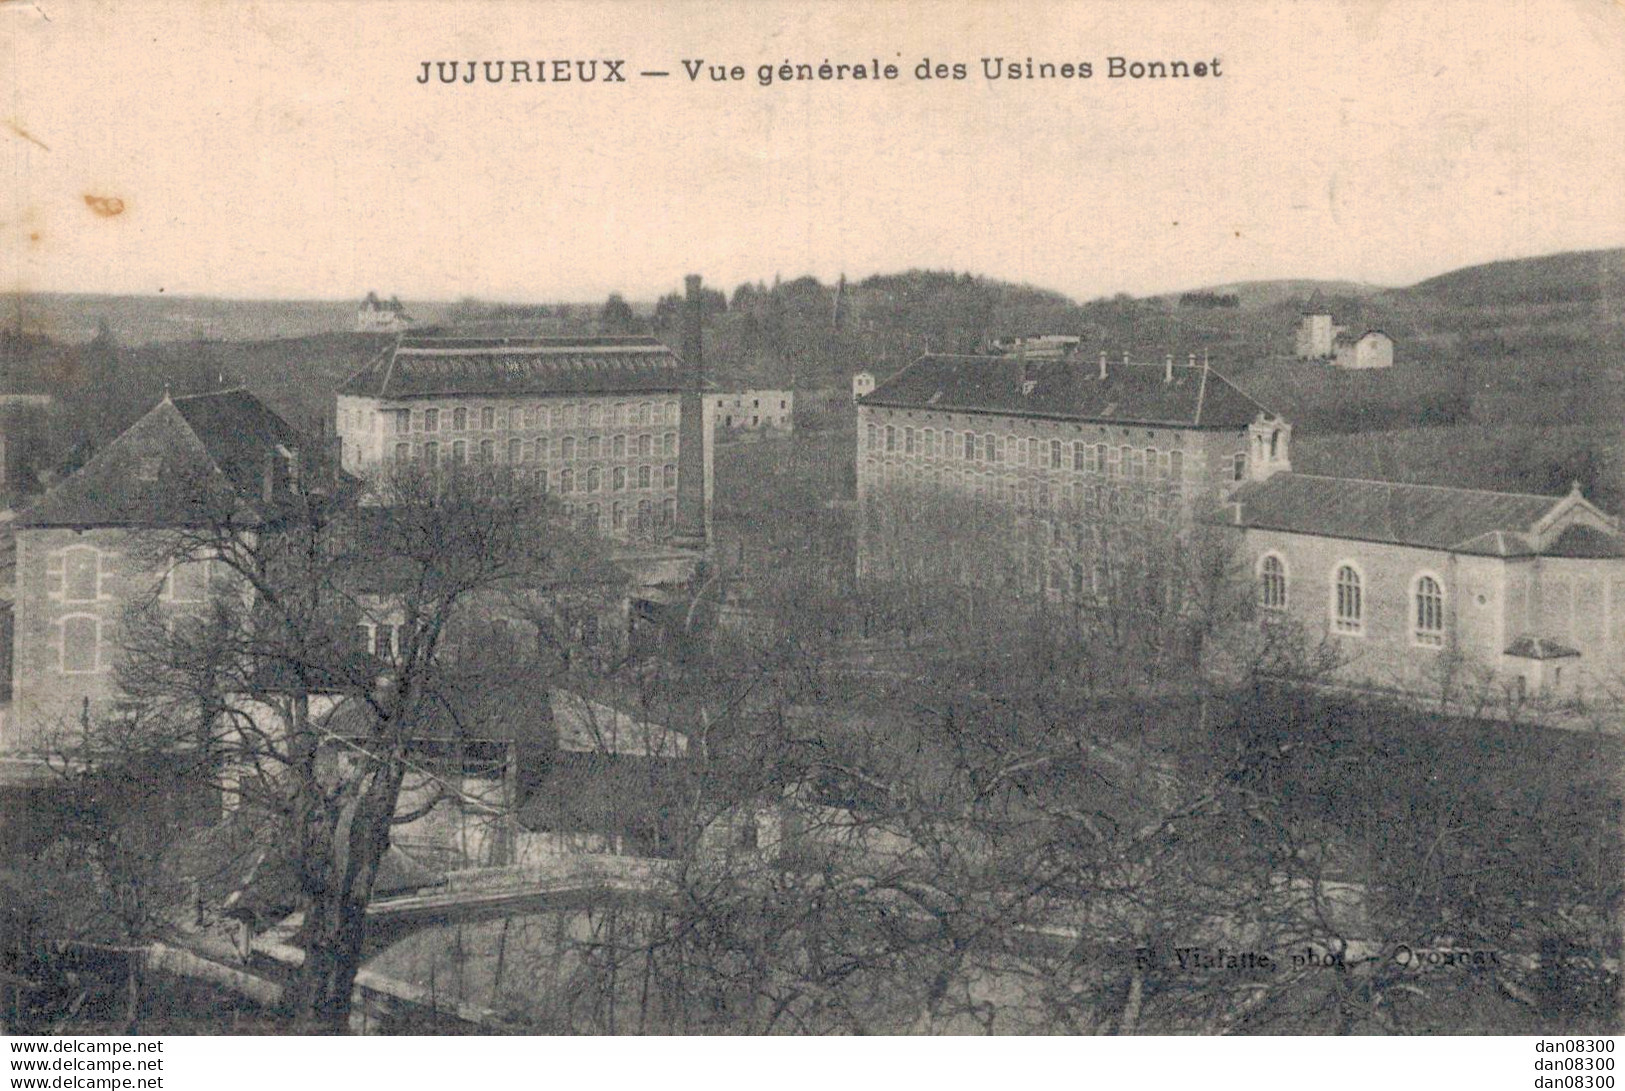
(1226, 473), (1625, 703)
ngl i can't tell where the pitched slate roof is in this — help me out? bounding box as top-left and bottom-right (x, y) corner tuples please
(16, 389), (314, 529)
(859, 355), (1270, 430)
(1225, 473), (1604, 554)
(336, 335), (687, 399)
(1545, 522), (1625, 559)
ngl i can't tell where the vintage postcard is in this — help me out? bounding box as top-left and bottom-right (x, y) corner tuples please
(0, 0), (1621, 1064)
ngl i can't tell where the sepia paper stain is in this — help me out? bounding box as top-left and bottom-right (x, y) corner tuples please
(83, 195), (126, 218)
(5, 120), (50, 152)
(0, 0), (51, 21)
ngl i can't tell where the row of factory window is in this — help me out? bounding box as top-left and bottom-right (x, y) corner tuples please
(1258, 553), (1446, 646)
(863, 461), (1184, 517)
(866, 423), (1190, 483)
(390, 432), (676, 465)
(863, 544), (1167, 606)
(560, 497), (678, 534)
(356, 400), (678, 435)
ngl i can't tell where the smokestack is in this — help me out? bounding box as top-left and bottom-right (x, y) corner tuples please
(681, 274), (704, 378)
(1098, 351), (1107, 380)
(1188, 353), (1197, 369)
(1164, 353), (1174, 383)
(675, 274), (708, 543)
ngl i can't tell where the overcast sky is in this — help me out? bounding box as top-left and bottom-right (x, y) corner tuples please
(3, 0), (1623, 303)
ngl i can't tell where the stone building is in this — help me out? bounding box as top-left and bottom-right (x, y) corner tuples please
(1225, 474), (1625, 702)
(3, 389), (322, 755)
(1294, 308), (1344, 360)
(854, 350), (1289, 583)
(712, 389), (793, 433)
(335, 279), (716, 549)
(1332, 330), (1394, 370)
(357, 292), (414, 333)
(1294, 298), (1394, 369)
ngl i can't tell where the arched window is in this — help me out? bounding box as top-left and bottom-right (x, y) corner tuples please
(561, 437), (576, 460)
(663, 432), (676, 455)
(1413, 574), (1444, 646)
(1259, 553), (1287, 610)
(663, 464), (677, 488)
(1233, 452), (1247, 481)
(1333, 563), (1363, 634)
(586, 467), (601, 493)
(559, 468), (574, 494)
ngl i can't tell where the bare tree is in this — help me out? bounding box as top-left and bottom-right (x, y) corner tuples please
(102, 459), (615, 1031)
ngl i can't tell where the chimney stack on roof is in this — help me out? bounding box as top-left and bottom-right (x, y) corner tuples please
(1188, 352), (1197, 369)
(1164, 353), (1174, 383)
(1098, 351), (1107, 380)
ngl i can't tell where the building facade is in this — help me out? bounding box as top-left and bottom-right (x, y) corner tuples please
(5, 389), (319, 755)
(357, 292), (414, 333)
(335, 333), (714, 544)
(712, 389), (793, 433)
(854, 351), (1289, 586)
(1295, 311), (1344, 359)
(1332, 330), (1394, 370)
(1225, 474), (1625, 702)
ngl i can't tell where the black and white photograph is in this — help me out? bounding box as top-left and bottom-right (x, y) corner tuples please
(0, 0), (1622, 1067)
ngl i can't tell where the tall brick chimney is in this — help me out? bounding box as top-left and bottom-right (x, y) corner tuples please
(675, 274), (708, 543)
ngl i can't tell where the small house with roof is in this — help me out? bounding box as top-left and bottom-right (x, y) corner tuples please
(357, 292), (414, 333)
(1294, 294), (1393, 369)
(1332, 330), (1394, 370)
(2, 389), (327, 755)
(1224, 473), (1625, 701)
